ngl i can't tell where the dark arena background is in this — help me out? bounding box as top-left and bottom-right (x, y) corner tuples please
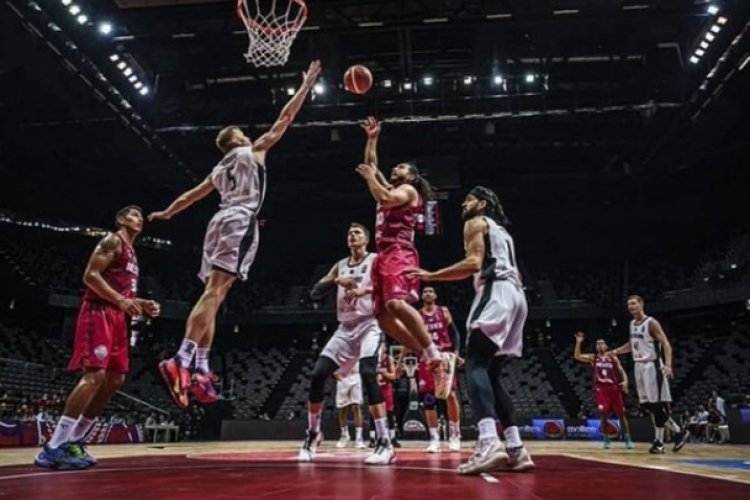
(1, 1), (750, 499)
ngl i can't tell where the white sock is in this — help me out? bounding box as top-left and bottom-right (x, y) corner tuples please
(176, 339), (197, 368)
(477, 417), (498, 441)
(429, 427), (440, 442)
(355, 427), (363, 441)
(389, 428), (396, 439)
(69, 416), (95, 442)
(370, 430), (376, 440)
(424, 343), (440, 361)
(655, 427), (665, 443)
(503, 426), (523, 448)
(374, 417), (389, 440)
(48, 415), (77, 449)
(340, 426), (349, 438)
(449, 420), (461, 438)
(195, 347), (210, 373)
(308, 409), (322, 433)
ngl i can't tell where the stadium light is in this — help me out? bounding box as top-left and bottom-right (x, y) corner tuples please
(69, 4), (80, 15)
(463, 75), (474, 85)
(493, 75), (503, 85)
(139, 86), (149, 96)
(123, 67), (133, 76)
(422, 76), (434, 86)
(695, 48), (705, 56)
(313, 82), (325, 94)
(705, 32), (716, 42)
(116, 61), (126, 70)
(109, 54), (119, 62)
(710, 24), (721, 33)
(76, 14), (87, 25)
(402, 81), (413, 91)
(98, 22), (113, 35)
(699, 41), (709, 49)
(134, 82), (143, 89)
(286, 87), (295, 96)
(717, 16), (727, 25)
(525, 73), (536, 83)
(707, 5), (719, 15)
(382, 79), (393, 88)
(689, 56), (700, 64)
(128, 75), (138, 83)
(61, 0), (72, 5)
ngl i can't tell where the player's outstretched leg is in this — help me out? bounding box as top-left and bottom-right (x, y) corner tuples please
(299, 357), (338, 462)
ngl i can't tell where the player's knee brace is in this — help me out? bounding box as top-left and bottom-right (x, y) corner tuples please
(359, 356), (383, 405)
(423, 393), (437, 411)
(309, 357), (337, 403)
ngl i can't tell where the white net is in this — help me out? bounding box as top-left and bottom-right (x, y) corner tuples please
(236, 0), (308, 67)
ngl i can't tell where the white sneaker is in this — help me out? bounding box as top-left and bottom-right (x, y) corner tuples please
(298, 431), (319, 462)
(336, 435), (350, 449)
(457, 440), (509, 475)
(354, 439), (366, 449)
(448, 435), (461, 451)
(426, 440), (441, 453)
(504, 446), (535, 472)
(365, 438), (396, 465)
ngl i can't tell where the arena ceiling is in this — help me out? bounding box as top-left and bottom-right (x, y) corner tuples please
(1, 0), (749, 262)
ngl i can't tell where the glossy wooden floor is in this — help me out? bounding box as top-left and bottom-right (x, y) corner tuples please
(1, 440), (749, 499)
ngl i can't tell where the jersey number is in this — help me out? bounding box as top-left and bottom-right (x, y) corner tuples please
(226, 165), (238, 191)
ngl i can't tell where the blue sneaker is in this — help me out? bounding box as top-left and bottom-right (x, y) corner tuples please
(34, 444), (90, 470)
(68, 441), (97, 466)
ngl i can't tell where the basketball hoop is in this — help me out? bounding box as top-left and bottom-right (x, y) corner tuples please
(236, 0), (308, 67)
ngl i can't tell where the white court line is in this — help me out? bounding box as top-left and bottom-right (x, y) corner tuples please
(480, 473), (500, 483)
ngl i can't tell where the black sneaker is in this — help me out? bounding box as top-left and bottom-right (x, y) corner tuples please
(649, 440), (665, 454)
(368, 437), (377, 448)
(297, 430), (318, 462)
(672, 430), (689, 453)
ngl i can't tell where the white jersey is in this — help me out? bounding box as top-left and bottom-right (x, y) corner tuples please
(629, 316), (659, 363)
(473, 217), (522, 290)
(336, 253), (376, 323)
(209, 145), (266, 212)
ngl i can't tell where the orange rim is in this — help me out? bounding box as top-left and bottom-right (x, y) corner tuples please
(237, 0), (308, 37)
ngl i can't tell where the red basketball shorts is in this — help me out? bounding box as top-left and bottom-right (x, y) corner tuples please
(67, 300), (130, 373)
(372, 245), (420, 315)
(595, 384), (625, 416)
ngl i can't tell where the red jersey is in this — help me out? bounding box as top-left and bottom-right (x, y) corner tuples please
(593, 354), (619, 387)
(82, 233), (139, 303)
(375, 194), (422, 251)
(419, 306), (453, 351)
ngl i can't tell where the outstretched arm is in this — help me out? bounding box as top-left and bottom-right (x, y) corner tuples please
(361, 116), (390, 187)
(148, 177), (215, 222)
(573, 332), (595, 364)
(253, 60), (322, 154)
(610, 341), (632, 357)
(310, 262), (339, 301)
(410, 217), (486, 282)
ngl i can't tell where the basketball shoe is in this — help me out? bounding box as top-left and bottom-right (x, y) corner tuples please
(426, 439), (441, 453)
(365, 438), (395, 465)
(34, 444), (90, 470)
(649, 440), (665, 454)
(354, 438), (367, 449)
(298, 430), (321, 462)
(191, 371), (219, 404)
(448, 435), (461, 451)
(505, 445), (535, 472)
(457, 439), (508, 475)
(336, 434), (351, 449)
(159, 358), (190, 409)
(672, 430), (689, 452)
(68, 441), (97, 466)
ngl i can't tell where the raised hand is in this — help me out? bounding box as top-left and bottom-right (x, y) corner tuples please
(575, 331), (585, 343)
(355, 162), (378, 180)
(361, 116), (381, 138)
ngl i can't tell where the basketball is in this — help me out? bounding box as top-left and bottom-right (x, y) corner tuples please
(343, 65), (373, 95)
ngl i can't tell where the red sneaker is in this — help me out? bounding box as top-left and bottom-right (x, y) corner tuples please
(159, 358), (190, 409)
(191, 372), (219, 404)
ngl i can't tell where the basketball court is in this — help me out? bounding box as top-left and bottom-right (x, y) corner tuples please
(2, 441), (749, 499)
